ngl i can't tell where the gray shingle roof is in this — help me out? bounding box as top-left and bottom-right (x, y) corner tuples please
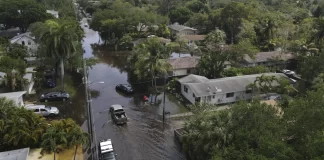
(243, 51), (295, 63)
(168, 23), (197, 32)
(179, 73), (287, 97)
(167, 56), (200, 70)
(10, 32), (35, 43)
(0, 148), (29, 160)
(178, 74), (209, 83)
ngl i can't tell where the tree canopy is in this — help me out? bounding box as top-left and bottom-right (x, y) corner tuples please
(0, 0), (53, 32)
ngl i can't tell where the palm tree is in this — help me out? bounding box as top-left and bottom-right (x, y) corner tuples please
(0, 56), (27, 91)
(39, 19), (83, 90)
(67, 126), (89, 160)
(132, 37), (171, 89)
(41, 127), (67, 160)
(0, 97), (47, 150)
(253, 74), (278, 95)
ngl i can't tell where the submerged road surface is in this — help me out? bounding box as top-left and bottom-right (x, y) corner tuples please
(80, 19), (185, 160)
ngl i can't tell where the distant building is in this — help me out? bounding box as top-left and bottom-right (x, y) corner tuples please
(0, 148), (29, 160)
(46, 10), (59, 18)
(178, 73), (288, 105)
(180, 35), (205, 48)
(167, 56), (200, 76)
(168, 22), (197, 37)
(241, 51), (295, 69)
(9, 32), (38, 56)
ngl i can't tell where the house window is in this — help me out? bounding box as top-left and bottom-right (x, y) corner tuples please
(21, 41), (25, 45)
(184, 86), (188, 93)
(28, 40), (31, 45)
(193, 93), (195, 98)
(212, 95), (215, 99)
(246, 89), (252, 94)
(226, 92), (234, 98)
(187, 69), (191, 74)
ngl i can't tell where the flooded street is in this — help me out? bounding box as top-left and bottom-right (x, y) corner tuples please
(80, 19), (186, 160)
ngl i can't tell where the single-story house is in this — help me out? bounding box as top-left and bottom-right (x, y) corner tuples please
(0, 147), (29, 160)
(46, 10), (59, 18)
(0, 91), (26, 106)
(167, 56), (200, 76)
(241, 51), (295, 68)
(168, 22), (197, 37)
(10, 32), (38, 56)
(178, 73), (287, 105)
(180, 35), (205, 48)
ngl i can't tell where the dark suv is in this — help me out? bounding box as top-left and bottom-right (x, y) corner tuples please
(40, 91), (70, 102)
(115, 84), (133, 94)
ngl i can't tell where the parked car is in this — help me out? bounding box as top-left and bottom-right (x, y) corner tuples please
(26, 104), (59, 117)
(99, 139), (117, 160)
(282, 69), (295, 75)
(109, 104), (127, 125)
(40, 91), (70, 102)
(45, 78), (56, 88)
(44, 68), (55, 78)
(115, 84), (133, 94)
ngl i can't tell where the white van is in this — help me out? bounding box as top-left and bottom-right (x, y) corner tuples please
(26, 104), (59, 117)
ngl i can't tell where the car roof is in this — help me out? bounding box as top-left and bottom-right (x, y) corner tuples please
(111, 104), (123, 110)
(26, 105), (46, 109)
(100, 139), (114, 154)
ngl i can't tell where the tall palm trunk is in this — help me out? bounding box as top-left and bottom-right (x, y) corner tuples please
(60, 58), (65, 90)
(74, 145), (78, 160)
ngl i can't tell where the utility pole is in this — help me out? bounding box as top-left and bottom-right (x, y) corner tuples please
(83, 59), (96, 160)
(162, 75), (166, 125)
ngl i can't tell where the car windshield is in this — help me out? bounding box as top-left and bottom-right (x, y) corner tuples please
(45, 106), (51, 109)
(115, 109), (124, 113)
(101, 152), (116, 160)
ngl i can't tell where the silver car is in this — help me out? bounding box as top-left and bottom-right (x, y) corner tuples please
(26, 104), (59, 117)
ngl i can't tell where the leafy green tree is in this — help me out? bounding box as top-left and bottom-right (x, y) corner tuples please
(7, 44), (28, 59)
(0, 97), (47, 151)
(253, 74), (278, 94)
(168, 7), (193, 24)
(41, 127), (67, 160)
(284, 88), (324, 159)
(35, 19), (83, 90)
(197, 29), (235, 78)
(0, 0), (52, 32)
(68, 126), (88, 160)
(185, 13), (209, 34)
(128, 37), (171, 88)
(0, 56), (27, 91)
(185, 0), (208, 13)
(219, 2), (250, 44)
(182, 101), (296, 160)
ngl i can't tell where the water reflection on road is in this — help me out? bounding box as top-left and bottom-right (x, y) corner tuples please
(80, 20), (185, 160)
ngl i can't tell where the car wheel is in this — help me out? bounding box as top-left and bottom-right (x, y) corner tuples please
(49, 114), (55, 117)
(45, 99), (48, 103)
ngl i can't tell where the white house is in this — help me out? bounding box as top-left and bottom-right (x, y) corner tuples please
(10, 32), (38, 56)
(0, 91), (26, 106)
(168, 22), (197, 37)
(46, 10), (59, 18)
(178, 73), (287, 105)
(167, 56), (200, 76)
(0, 148), (29, 160)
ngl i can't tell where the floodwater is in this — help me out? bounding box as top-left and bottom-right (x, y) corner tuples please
(78, 19), (186, 160)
